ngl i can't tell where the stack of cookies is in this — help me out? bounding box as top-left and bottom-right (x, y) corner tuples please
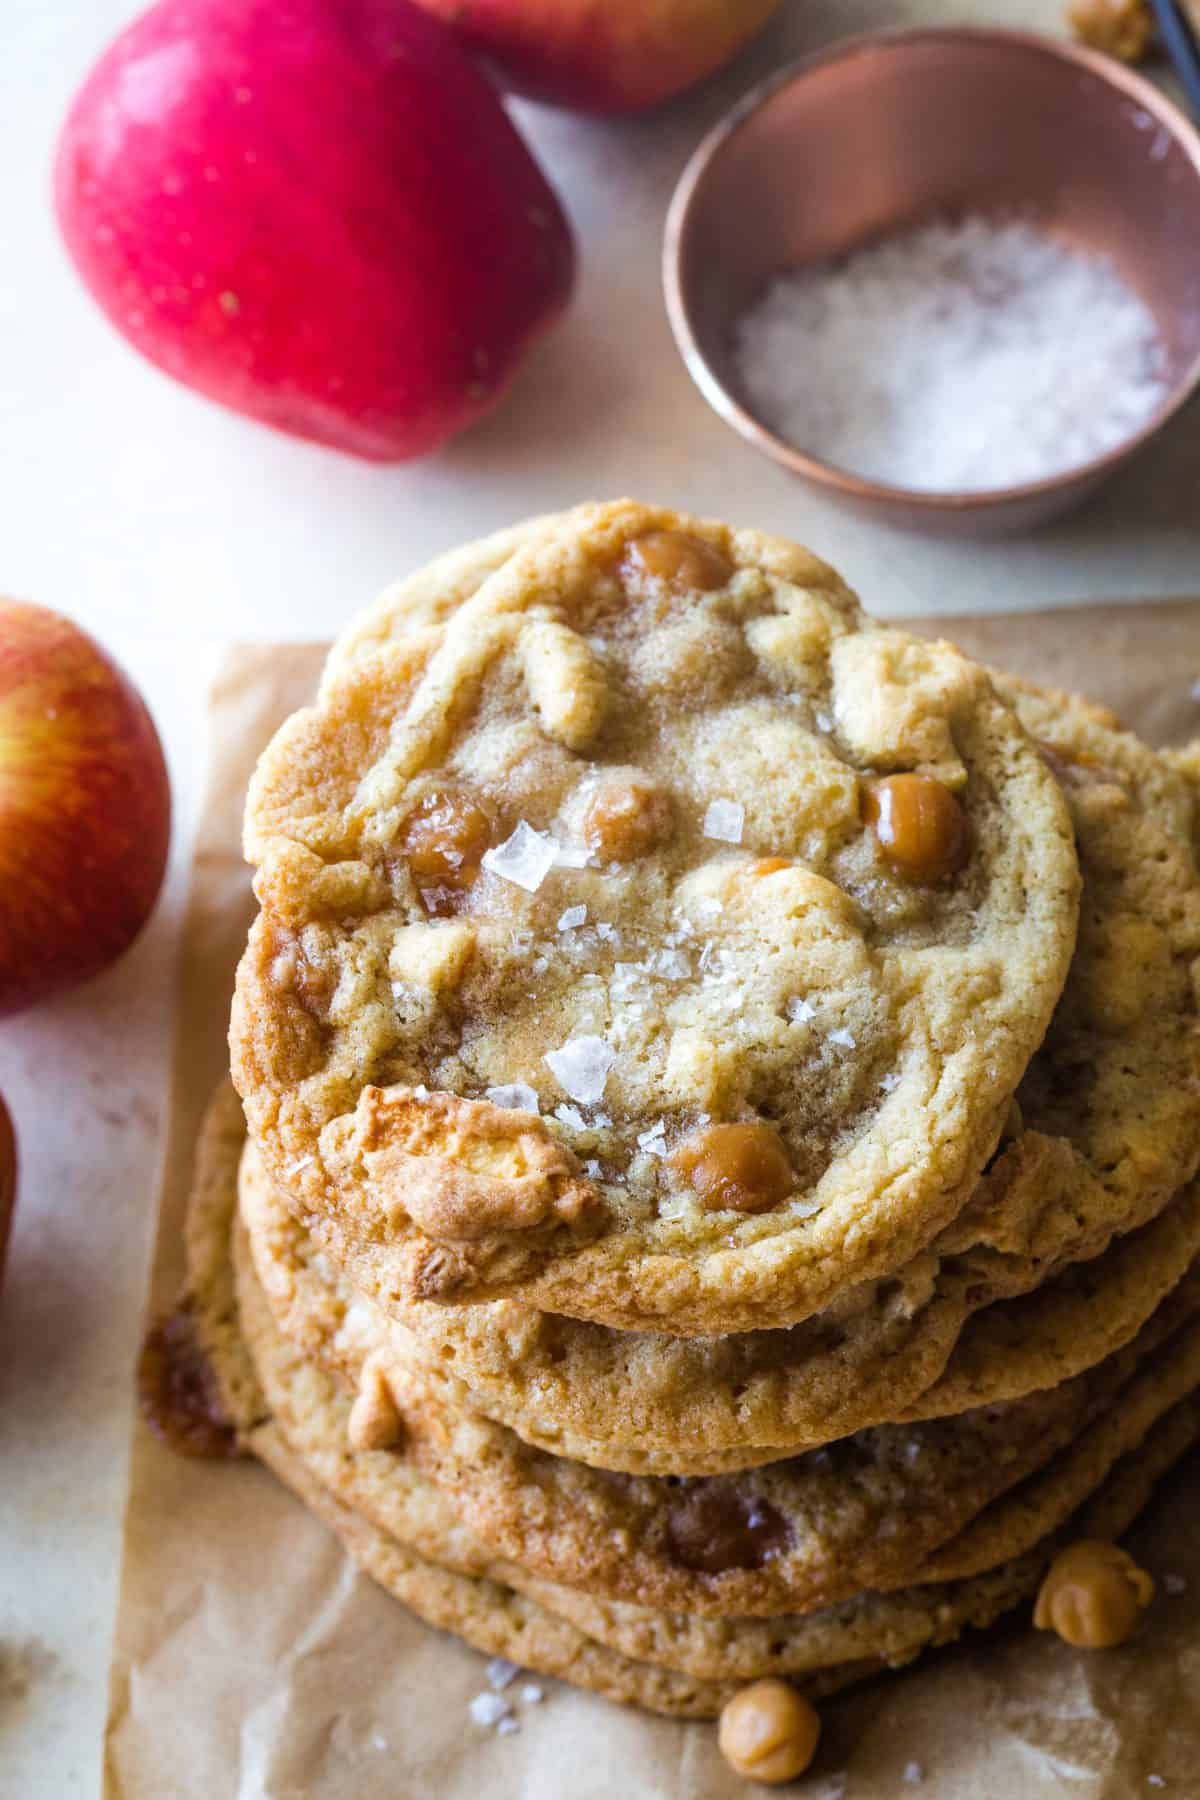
(173, 500), (1200, 1734)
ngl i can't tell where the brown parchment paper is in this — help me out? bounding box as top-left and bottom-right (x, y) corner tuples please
(106, 605), (1200, 1800)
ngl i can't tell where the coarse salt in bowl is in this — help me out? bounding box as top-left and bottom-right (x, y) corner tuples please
(664, 27), (1200, 534)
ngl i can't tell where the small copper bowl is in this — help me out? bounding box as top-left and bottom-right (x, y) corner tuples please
(664, 27), (1200, 534)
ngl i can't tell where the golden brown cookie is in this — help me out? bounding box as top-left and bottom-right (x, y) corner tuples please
(231, 500), (1081, 1335)
(241, 1160), (1200, 1619)
(242, 663), (1200, 1472)
(177, 1091), (1200, 1708)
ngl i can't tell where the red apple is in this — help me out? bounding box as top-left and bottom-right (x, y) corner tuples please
(54, 0), (575, 462)
(408, 0), (783, 113)
(0, 1096), (15, 1294)
(0, 603), (170, 1017)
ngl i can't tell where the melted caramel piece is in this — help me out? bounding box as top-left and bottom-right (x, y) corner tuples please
(266, 920), (337, 1020)
(399, 791), (493, 889)
(623, 529), (732, 597)
(583, 774), (673, 861)
(670, 1122), (793, 1214)
(749, 857), (790, 877)
(863, 773), (969, 882)
(718, 1680), (821, 1785)
(667, 1487), (792, 1575)
(398, 791), (494, 917)
(138, 1305), (239, 1460)
(1034, 1540), (1154, 1648)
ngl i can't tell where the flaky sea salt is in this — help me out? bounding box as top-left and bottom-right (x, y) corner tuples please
(829, 1027), (856, 1049)
(1165, 1572), (1188, 1595)
(545, 1034), (616, 1105)
(486, 1657), (520, 1691)
(554, 1103), (587, 1130)
(553, 841), (592, 868)
(637, 1121), (668, 1157)
(521, 1683), (544, 1704)
(496, 1716), (520, 1736)
(703, 798), (745, 844)
(482, 821), (558, 892)
(786, 996), (816, 1024)
(468, 1692), (511, 1728)
(903, 1763), (926, 1786)
(655, 947), (691, 980)
(733, 215), (1169, 492)
(486, 1083), (540, 1113)
(557, 904), (588, 931)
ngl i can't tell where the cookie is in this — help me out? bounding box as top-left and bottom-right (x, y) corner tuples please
(199, 1128), (1198, 1704)
(933, 677), (1200, 1281)
(242, 1157), (1200, 1618)
(231, 499), (1080, 1334)
(270, 1160), (1200, 1476)
(173, 1091), (1198, 1708)
(233, 655), (1200, 1476)
(271, 661), (1200, 1464)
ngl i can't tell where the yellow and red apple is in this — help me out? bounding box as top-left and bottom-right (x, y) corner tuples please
(409, 0), (784, 112)
(0, 602), (170, 1017)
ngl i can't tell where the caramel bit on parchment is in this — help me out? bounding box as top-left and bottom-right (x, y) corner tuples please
(138, 1303), (239, 1460)
(718, 1679), (821, 1785)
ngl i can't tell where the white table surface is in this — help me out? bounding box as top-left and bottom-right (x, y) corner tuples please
(1, 0), (1197, 1793)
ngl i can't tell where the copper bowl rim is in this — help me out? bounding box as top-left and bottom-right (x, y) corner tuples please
(663, 24), (1200, 515)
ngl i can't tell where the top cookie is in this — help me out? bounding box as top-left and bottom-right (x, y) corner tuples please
(231, 500), (1080, 1334)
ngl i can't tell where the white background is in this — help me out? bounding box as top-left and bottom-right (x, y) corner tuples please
(1, 0), (1197, 1793)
